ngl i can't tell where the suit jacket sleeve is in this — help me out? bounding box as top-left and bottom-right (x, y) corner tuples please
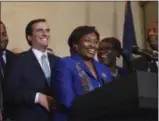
(52, 58), (75, 109)
(4, 56), (36, 107)
(0, 76), (3, 112)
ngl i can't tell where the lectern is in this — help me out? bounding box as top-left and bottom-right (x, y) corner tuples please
(69, 71), (158, 121)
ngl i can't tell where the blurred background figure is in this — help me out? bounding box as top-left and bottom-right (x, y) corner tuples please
(147, 20), (158, 67)
(0, 21), (16, 77)
(132, 20), (158, 73)
(0, 71), (3, 121)
(11, 48), (23, 54)
(147, 20), (158, 52)
(0, 21), (16, 120)
(97, 37), (128, 79)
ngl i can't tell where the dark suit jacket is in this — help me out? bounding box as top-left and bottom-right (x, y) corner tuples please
(0, 49), (15, 119)
(1, 49), (16, 82)
(132, 56), (158, 73)
(5, 49), (16, 70)
(4, 49), (58, 121)
(1, 50), (16, 118)
(0, 70), (3, 112)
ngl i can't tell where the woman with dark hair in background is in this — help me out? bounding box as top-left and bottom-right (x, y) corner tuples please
(97, 37), (128, 79)
(52, 26), (113, 121)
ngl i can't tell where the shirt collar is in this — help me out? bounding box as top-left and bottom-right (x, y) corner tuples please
(0, 50), (6, 56)
(32, 48), (48, 60)
(3, 50), (6, 55)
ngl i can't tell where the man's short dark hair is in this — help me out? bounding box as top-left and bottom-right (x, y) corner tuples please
(68, 25), (100, 53)
(25, 19), (46, 46)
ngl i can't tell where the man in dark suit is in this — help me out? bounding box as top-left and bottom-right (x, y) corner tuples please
(4, 19), (58, 121)
(0, 21), (16, 120)
(132, 20), (158, 73)
(0, 21), (16, 76)
(0, 70), (3, 121)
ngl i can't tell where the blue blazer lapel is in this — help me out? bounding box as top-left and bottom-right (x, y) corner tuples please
(71, 53), (97, 80)
(93, 60), (108, 84)
(92, 60), (103, 82)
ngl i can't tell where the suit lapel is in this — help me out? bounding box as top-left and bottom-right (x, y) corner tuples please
(5, 50), (9, 65)
(71, 53), (98, 80)
(48, 54), (56, 78)
(84, 62), (97, 80)
(28, 49), (48, 82)
(93, 60), (104, 83)
(2, 50), (11, 73)
(5, 49), (15, 65)
(29, 49), (57, 86)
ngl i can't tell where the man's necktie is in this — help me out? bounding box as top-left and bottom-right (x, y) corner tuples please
(41, 54), (51, 85)
(0, 52), (5, 76)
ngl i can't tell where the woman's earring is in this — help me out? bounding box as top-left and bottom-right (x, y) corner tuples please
(73, 45), (77, 51)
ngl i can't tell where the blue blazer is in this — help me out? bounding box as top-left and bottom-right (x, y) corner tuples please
(52, 53), (113, 121)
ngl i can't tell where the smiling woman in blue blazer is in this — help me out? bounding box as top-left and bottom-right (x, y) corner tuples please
(52, 26), (113, 121)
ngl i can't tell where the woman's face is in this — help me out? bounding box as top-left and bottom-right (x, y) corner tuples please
(75, 32), (99, 60)
(97, 41), (117, 66)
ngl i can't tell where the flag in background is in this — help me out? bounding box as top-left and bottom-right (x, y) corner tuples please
(122, 1), (137, 68)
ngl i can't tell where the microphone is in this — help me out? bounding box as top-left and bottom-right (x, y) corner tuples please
(132, 46), (158, 61)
